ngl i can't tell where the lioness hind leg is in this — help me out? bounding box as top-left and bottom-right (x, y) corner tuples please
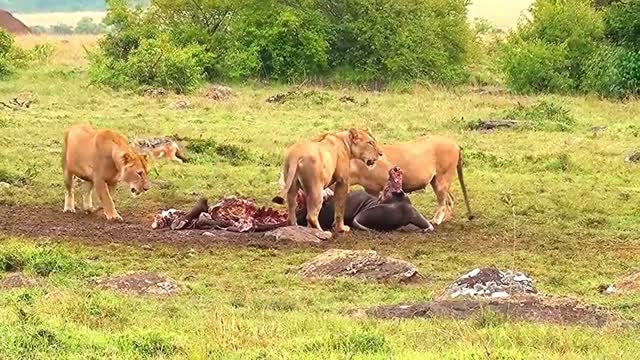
(63, 171), (75, 213)
(286, 182), (300, 226)
(431, 179), (452, 226)
(304, 186), (325, 232)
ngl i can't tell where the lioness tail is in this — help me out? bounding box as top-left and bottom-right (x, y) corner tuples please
(272, 161), (298, 205)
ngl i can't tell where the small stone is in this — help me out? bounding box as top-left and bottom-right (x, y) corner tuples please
(0, 182), (11, 189)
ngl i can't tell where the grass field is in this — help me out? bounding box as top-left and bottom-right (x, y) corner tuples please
(1, 34), (640, 358)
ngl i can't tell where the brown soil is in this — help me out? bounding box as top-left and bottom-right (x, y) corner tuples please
(355, 295), (619, 327)
(92, 271), (179, 296)
(299, 249), (424, 284)
(0, 205), (302, 249)
(0, 273), (38, 289)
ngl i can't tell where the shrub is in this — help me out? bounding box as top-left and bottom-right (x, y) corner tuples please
(502, 0), (604, 93)
(502, 100), (576, 131)
(604, 0), (640, 48)
(91, 0), (474, 89)
(323, 0), (472, 84)
(75, 16), (107, 34)
(501, 39), (574, 93)
(583, 45), (640, 98)
(89, 35), (204, 93)
(49, 23), (74, 35)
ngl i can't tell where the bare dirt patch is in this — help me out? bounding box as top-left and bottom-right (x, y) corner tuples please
(299, 249), (424, 284)
(355, 295), (619, 327)
(0, 205), (301, 250)
(0, 273), (38, 289)
(92, 271), (179, 296)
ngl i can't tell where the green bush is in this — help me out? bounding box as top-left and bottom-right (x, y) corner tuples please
(604, 0), (640, 48)
(89, 35), (205, 93)
(90, 0), (474, 89)
(323, 0), (472, 84)
(501, 0), (603, 93)
(583, 45), (640, 98)
(501, 39), (574, 93)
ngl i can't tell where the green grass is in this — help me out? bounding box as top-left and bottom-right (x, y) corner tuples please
(1, 61), (640, 358)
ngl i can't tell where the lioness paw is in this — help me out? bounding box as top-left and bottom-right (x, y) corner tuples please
(63, 207), (76, 213)
(337, 225), (351, 233)
(105, 213), (123, 222)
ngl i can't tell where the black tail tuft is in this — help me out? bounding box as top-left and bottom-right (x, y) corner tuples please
(272, 196), (285, 205)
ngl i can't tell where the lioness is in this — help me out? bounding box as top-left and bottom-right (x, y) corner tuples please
(348, 135), (472, 225)
(273, 128), (383, 233)
(62, 124), (150, 221)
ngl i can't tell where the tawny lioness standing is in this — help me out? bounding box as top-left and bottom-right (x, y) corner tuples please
(62, 124), (150, 221)
(273, 128), (383, 233)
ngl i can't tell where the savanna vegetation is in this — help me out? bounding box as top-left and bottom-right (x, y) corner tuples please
(1, 0), (640, 358)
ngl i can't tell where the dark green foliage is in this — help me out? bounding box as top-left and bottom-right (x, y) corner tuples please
(90, 0), (473, 89)
(583, 45), (640, 98)
(501, 39), (574, 93)
(604, 0), (640, 48)
(501, 0), (604, 93)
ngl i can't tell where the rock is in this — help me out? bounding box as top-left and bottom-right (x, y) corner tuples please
(603, 271), (640, 295)
(589, 125), (608, 135)
(624, 151), (640, 163)
(265, 226), (332, 243)
(0, 273), (38, 289)
(0, 182), (11, 189)
(299, 249), (424, 284)
(92, 271), (180, 296)
(437, 267), (537, 300)
(468, 119), (520, 131)
(204, 85), (234, 101)
(169, 99), (192, 110)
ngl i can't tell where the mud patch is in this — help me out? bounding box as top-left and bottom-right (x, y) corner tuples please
(299, 249), (423, 284)
(93, 271), (179, 296)
(356, 295), (617, 327)
(0, 273), (38, 289)
(603, 271), (640, 295)
(437, 267), (537, 300)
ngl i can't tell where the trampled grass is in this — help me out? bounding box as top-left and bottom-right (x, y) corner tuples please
(0, 35), (640, 358)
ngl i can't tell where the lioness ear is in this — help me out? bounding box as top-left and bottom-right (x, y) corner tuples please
(122, 153), (133, 165)
(348, 128), (359, 141)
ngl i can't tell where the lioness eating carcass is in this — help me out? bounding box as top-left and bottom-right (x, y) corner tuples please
(348, 135), (472, 225)
(273, 128), (383, 233)
(62, 124), (150, 221)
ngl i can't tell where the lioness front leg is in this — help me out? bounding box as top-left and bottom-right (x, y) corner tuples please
(95, 181), (122, 221)
(333, 181), (350, 232)
(80, 180), (95, 213)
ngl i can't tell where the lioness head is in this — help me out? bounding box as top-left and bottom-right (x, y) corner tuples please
(348, 128), (383, 168)
(120, 152), (150, 197)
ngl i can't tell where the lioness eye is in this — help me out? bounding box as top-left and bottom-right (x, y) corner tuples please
(137, 171), (143, 178)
